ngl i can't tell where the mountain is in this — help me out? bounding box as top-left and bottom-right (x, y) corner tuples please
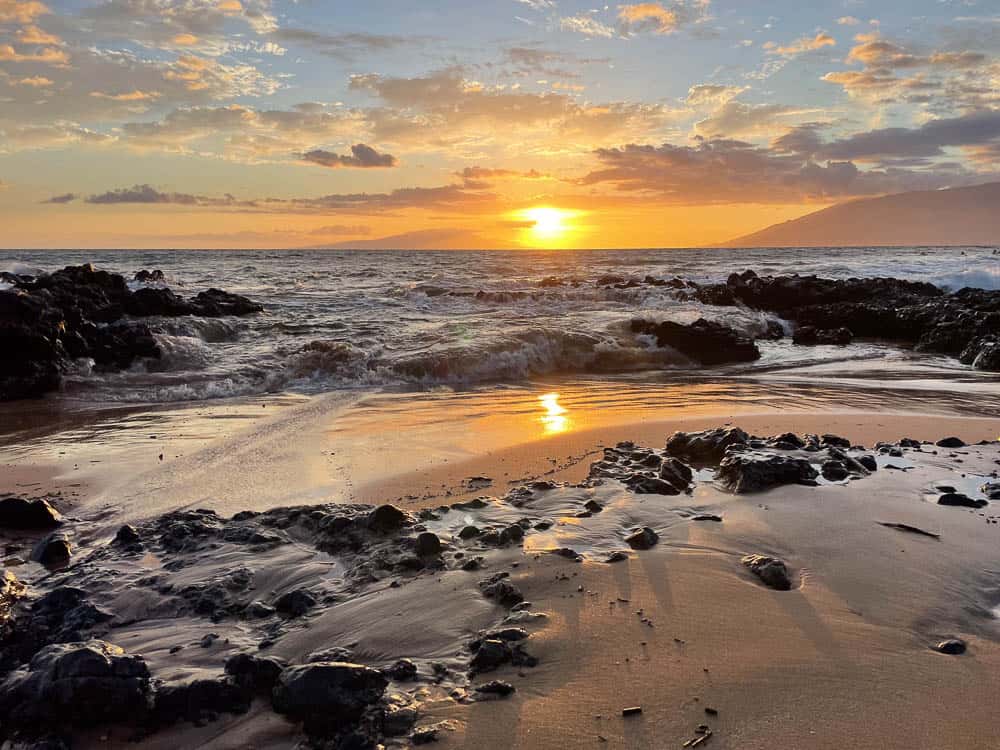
(308, 228), (507, 250)
(721, 182), (1000, 248)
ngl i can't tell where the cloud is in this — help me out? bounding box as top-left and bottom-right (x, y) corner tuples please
(559, 14), (616, 38)
(42, 192), (76, 203)
(764, 32), (836, 58)
(455, 166), (550, 182)
(575, 137), (991, 204)
(0, 0), (49, 24)
(815, 110), (1000, 162)
(694, 100), (817, 138)
(618, 1), (711, 35)
(837, 16), (860, 26)
(269, 28), (422, 61)
(684, 83), (745, 106)
(300, 143), (398, 169)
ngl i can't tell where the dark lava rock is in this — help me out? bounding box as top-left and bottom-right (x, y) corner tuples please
(30, 533), (71, 567)
(792, 326), (852, 346)
(821, 434), (852, 449)
(134, 269), (165, 283)
(224, 653), (287, 692)
(666, 427), (751, 463)
(625, 475), (683, 495)
(583, 499), (604, 514)
(631, 318), (760, 365)
(271, 662), (388, 727)
(458, 525), (481, 539)
(692, 514), (723, 522)
(938, 493), (987, 509)
(935, 437), (966, 448)
(0, 496), (63, 529)
(113, 524), (141, 546)
(1, 264), (262, 401)
(1, 570), (26, 640)
(718, 452), (818, 493)
(858, 455), (878, 472)
(274, 589), (316, 617)
(415, 532), (442, 557)
(470, 639), (508, 673)
(367, 504), (408, 533)
(625, 527), (658, 550)
(0, 640), (152, 727)
(659, 457), (694, 492)
(385, 659), (418, 681)
(606, 551), (630, 563)
(821, 461), (850, 481)
(153, 676), (252, 724)
(770, 432), (805, 449)
(741, 554), (793, 591)
(934, 639), (967, 655)
(479, 573), (524, 608)
(475, 680), (515, 697)
(960, 335), (1000, 371)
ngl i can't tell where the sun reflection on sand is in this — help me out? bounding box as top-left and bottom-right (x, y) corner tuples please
(539, 391), (571, 434)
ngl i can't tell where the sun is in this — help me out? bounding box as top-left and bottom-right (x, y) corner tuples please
(517, 206), (578, 247)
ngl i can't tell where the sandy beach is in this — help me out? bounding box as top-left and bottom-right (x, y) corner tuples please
(2, 386), (999, 749)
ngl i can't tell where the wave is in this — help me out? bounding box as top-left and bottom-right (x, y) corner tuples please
(925, 267), (1000, 292)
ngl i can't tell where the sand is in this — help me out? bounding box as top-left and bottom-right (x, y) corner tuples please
(2, 394), (999, 749)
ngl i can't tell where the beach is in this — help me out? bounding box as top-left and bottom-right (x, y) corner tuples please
(2, 253), (1000, 749)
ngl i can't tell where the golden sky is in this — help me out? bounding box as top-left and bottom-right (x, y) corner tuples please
(0, 0), (998, 249)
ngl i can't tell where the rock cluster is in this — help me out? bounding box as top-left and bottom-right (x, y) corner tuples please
(689, 270), (1000, 370)
(630, 318), (761, 365)
(0, 264), (262, 400)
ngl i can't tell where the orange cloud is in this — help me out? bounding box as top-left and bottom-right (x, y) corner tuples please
(765, 32), (836, 57)
(0, 0), (49, 23)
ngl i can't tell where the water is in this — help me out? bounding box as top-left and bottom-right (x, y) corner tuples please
(2, 246), (998, 404)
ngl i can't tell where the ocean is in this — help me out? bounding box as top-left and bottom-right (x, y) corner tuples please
(2, 246), (999, 406)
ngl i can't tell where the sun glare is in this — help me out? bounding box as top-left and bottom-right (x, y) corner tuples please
(538, 391), (570, 434)
(519, 206), (577, 247)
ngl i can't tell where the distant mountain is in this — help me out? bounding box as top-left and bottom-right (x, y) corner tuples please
(721, 182), (1000, 248)
(307, 228), (504, 250)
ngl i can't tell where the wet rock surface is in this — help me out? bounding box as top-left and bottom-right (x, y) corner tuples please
(741, 555), (793, 591)
(687, 270), (1000, 371)
(0, 497), (63, 530)
(719, 452), (819, 493)
(0, 264), (262, 401)
(630, 318), (761, 365)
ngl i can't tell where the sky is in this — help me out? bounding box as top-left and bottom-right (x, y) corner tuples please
(0, 0), (998, 249)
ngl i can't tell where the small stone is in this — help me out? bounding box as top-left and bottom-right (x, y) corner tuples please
(0, 496), (62, 529)
(113, 524), (141, 545)
(934, 639), (966, 655)
(368, 504), (408, 532)
(385, 658), (418, 681)
(741, 554), (792, 590)
(622, 706), (643, 717)
(458, 525), (481, 539)
(935, 437), (966, 448)
(938, 493), (987, 509)
(475, 680), (515, 697)
(625, 527), (658, 550)
(30, 533), (71, 567)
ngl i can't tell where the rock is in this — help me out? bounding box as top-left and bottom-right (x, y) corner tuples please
(935, 437), (966, 448)
(479, 575), (524, 608)
(153, 676), (252, 724)
(274, 589), (316, 617)
(605, 551), (630, 563)
(368, 504), (408, 532)
(666, 427), (751, 463)
(583, 499), (604, 514)
(134, 269), (165, 283)
(415, 532), (442, 556)
(625, 475), (683, 495)
(385, 659), (418, 681)
(770, 432), (805, 449)
(741, 554), (793, 591)
(631, 318), (760, 365)
(821, 460), (850, 481)
(980, 481), (1000, 500)
(938, 493), (987, 509)
(0, 570), (26, 641)
(0, 640), (151, 727)
(821, 434), (852, 448)
(692, 514), (723, 522)
(960, 335), (1000, 371)
(271, 662), (388, 727)
(384, 705), (419, 736)
(718, 452), (818, 493)
(113, 524), (141, 545)
(1, 265), (262, 400)
(470, 640), (509, 673)
(658, 457), (694, 492)
(792, 326), (852, 346)
(934, 639), (966, 655)
(224, 653), (287, 692)
(625, 527), (658, 550)
(30, 533), (71, 567)
(0, 497), (62, 529)
(458, 525), (481, 539)
(475, 680), (515, 697)
(858, 455), (878, 472)
(412, 725), (441, 744)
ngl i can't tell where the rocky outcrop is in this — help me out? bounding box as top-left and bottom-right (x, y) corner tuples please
(631, 318), (760, 365)
(0, 264), (263, 401)
(741, 554), (793, 591)
(688, 270), (1000, 370)
(718, 452), (819, 493)
(0, 497), (62, 529)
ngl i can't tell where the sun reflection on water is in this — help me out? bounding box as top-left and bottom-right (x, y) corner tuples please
(539, 391), (570, 434)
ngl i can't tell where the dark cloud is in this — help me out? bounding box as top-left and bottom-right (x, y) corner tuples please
(817, 110), (1000, 161)
(84, 184), (257, 207)
(577, 137), (991, 204)
(42, 192), (78, 204)
(300, 144), (398, 169)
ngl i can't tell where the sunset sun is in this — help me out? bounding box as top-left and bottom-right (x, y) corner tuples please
(519, 207), (578, 247)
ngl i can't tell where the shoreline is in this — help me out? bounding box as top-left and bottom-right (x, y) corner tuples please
(1, 408), (999, 748)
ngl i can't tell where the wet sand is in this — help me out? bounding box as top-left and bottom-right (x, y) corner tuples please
(2, 386), (1000, 748)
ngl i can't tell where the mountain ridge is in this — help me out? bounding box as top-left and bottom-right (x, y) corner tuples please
(721, 182), (1000, 248)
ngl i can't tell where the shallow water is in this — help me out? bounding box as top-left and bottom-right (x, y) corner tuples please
(2, 247), (998, 405)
